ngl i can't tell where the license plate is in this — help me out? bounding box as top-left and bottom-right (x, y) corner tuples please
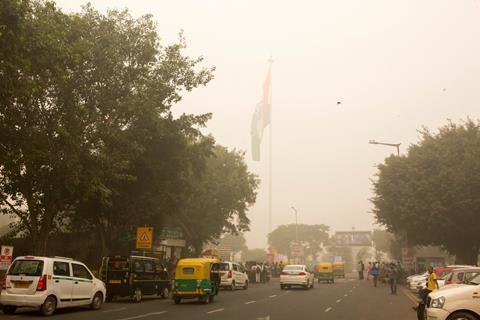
(14, 282), (30, 289)
(109, 280), (121, 284)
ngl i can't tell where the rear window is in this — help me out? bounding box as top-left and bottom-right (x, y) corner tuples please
(182, 267), (194, 275)
(108, 260), (129, 271)
(8, 260), (44, 276)
(284, 266), (304, 271)
(218, 263), (230, 271)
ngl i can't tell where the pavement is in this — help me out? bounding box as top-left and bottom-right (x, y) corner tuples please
(3, 277), (419, 320)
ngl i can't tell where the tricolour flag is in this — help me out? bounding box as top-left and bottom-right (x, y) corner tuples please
(251, 69), (271, 161)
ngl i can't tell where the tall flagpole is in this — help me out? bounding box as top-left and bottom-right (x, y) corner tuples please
(268, 56), (274, 235)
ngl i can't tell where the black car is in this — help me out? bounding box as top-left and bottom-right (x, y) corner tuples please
(100, 255), (171, 302)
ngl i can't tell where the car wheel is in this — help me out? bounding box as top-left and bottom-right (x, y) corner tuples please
(174, 296), (181, 304)
(243, 280), (249, 290)
(2, 306), (17, 315)
(305, 280), (310, 290)
(160, 286), (170, 299)
(230, 281), (235, 291)
(41, 296), (57, 316)
(91, 292), (104, 310)
(447, 311), (478, 320)
(133, 288), (142, 303)
(310, 281), (314, 289)
(280, 284), (285, 290)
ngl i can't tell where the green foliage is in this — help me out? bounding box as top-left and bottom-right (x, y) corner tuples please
(176, 146), (259, 254)
(372, 120), (480, 264)
(243, 248), (267, 262)
(217, 233), (248, 254)
(0, 1), (257, 259)
(268, 224), (329, 257)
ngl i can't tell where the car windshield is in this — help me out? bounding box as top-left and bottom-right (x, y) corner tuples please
(439, 272), (451, 280)
(8, 260), (44, 276)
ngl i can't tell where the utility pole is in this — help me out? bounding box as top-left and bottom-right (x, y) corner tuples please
(291, 206), (298, 244)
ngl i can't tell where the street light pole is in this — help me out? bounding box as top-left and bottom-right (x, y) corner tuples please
(291, 206), (298, 244)
(369, 140), (401, 156)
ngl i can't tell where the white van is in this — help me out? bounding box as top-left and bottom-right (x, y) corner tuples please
(217, 262), (249, 290)
(1, 256), (106, 316)
(426, 273), (480, 320)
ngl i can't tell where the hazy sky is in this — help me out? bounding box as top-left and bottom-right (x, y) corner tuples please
(56, 0), (480, 248)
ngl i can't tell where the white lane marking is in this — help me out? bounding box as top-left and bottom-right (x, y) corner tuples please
(336, 299), (342, 303)
(269, 294), (277, 298)
(286, 290), (291, 293)
(104, 307), (127, 313)
(350, 289), (353, 293)
(256, 316), (271, 320)
(116, 311), (167, 320)
(245, 300), (257, 304)
(207, 308), (224, 314)
(325, 307), (332, 313)
(344, 294), (348, 297)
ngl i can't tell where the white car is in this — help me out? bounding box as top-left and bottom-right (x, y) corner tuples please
(218, 262), (249, 290)
(1, 256), (106, 316)
(280, 265), (315, 290)
(426, 273), (480, 320)
(409, 273), (428, 291)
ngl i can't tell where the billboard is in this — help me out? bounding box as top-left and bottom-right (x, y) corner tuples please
(334, 231), (372, 246)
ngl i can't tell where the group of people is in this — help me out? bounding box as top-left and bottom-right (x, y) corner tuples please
(247, 261), (273, 283)
(357, 260), (401, 294)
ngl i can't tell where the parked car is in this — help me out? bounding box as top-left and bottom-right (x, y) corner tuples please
(280, 264), (315, 290)
(217, 261), (249, 290)
(100, 256), (171, 302)
(1, 256), (106, 316)
(443, 267), (480, 286)
(426, 273), (480, 320)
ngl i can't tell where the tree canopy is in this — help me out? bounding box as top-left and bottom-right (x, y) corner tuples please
(268, 224), (329, 257)
(0, 0), (258, 260)
(372, 120), (480, 264)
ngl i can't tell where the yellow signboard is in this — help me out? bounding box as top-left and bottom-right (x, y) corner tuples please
(136, 227), (153, 249)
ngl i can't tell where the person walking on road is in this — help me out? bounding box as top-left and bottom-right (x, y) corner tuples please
(388, 263), (399, 294)
(370, 263), (380, 287)
(357, 260), (364, 280)
(366, 262), (372, 280)
(413, 266), (439, 320)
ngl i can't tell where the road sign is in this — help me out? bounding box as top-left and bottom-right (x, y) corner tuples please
(0, 245), (14, 270)
(136, 227), (153, 250)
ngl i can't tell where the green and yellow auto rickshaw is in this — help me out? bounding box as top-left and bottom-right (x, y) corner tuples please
(172, 258), (220, 304)
(333, 262), (345, 279)
(317, 262), (334, 284)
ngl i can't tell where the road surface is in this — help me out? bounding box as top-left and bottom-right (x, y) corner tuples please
(3, 277), (419, 319)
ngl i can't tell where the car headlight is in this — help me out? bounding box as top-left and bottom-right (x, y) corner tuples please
(430, 296), (446, 309)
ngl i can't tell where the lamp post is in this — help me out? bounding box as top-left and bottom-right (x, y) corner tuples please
(291, 206), (298, 244)
(369, 140), (401, 156)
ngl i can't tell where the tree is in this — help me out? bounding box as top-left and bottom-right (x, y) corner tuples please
(176, 145), (259, 255)
(217, 233), (248, 255)
(0, 0), (86, 254)
(243, 248), (267, 262)
(268, 224), (329, 257)
(0, 1), (215, 255)
(372, 120), (480, 264)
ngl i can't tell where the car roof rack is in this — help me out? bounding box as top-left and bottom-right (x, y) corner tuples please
(51, 256), (73, 260)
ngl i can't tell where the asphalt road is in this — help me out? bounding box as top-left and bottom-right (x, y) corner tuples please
(3, 277), (419, 320)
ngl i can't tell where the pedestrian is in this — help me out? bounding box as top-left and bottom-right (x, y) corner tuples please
(357, 260), (364, 280)
(388, 263), (399, 294)
(413, 266), (439, 320)
(366, 262), (372, 280)
(370, 263), (380, 287)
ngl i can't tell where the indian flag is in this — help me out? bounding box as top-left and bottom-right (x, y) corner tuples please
(251, 69), (271, 161)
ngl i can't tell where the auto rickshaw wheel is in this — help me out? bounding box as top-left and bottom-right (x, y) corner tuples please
(209, 294), (215, 303)
(199, 296), (209, 304)
(174, 296), (181, 304)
